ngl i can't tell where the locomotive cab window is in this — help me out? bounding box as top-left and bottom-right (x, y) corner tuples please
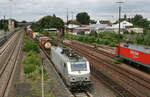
(71, 62), (87, 71)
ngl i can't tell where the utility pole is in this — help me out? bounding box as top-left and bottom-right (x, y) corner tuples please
(116, 1), (124, 57)
(41, 58), (44, 97)
(3, 16), (6, 32)
(67, 8), (68, 25)
(72, 11), (73, 32)
(66, 8), (69, 34)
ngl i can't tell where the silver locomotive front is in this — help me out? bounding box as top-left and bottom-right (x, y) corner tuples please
(67, 61), (91, 88)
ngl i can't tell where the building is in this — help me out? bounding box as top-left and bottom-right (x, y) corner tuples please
(67, 24), (80, 29)
(112, 21), (133, 29)
(73, 24), (108, 34)
(44, 28), (59, 33)
(69, 21), (134, 35)
(99, 20), (112, 26)
(73, 27), (90, 34)
(8, 19), (15, 30)
(128, 28), (144, 33)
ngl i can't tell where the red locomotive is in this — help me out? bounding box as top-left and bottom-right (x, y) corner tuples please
(116, 43), (150, 68)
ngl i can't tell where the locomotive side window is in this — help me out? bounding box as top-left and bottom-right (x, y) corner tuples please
(71, 62), (87, 71)
(123, 44), (129, 48)
(64, 63), (66, 67)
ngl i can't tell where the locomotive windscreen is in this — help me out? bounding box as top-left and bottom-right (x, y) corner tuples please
(71, 62), (87, 71)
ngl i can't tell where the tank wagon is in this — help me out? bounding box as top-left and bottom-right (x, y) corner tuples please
(116, 43), (150, 68)
(50, 46), (91, 89)
(38, 36), (52, 50)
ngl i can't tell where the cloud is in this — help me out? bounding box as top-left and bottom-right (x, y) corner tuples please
(0, 0), (149, 22)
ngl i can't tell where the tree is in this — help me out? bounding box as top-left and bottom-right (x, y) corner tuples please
(90, 20), (97, 24)
(129, 14), (150, 28)
(22, 20), (27, 23)
(0, 19), (8, 31)
(76, 12), (90, 24)
(124, 14), (127, 20)
(144, 32), (150, 46)
(67, 20), (78, 25)
(31, 15), (64, 31)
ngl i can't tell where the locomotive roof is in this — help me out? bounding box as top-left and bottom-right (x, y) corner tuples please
(122, 43), (150, 54)
(51, 46), (87, 62)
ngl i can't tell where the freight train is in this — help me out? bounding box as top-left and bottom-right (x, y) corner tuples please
(26, 28), (51, 50)
(116, 43), (150, 68)
(50, 46), (91, 89)
(26, 27), (91, 89)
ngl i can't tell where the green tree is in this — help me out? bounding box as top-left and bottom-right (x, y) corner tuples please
(129, 14), (150, 28)
(90, 20), (97, 24)
(67, 20), (78, 25)
(76, 12), (90, 24)
(22, 20), (27, 23)
(144, 32), (150, 46)
(0, 19), (8, 31)
(31, 15), (64, 31)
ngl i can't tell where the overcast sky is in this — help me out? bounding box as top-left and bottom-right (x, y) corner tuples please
(0, 0), (150, 22)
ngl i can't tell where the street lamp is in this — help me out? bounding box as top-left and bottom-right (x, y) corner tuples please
(116, 1), (124, 57)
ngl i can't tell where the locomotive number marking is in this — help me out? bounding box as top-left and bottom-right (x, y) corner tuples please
(130, 51), (139, 59)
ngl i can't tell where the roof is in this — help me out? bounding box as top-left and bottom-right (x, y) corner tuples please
(122, 43), (150, 54)
(121, 21), (133, 26)
(44, 28), (57, 31)
(75, 27), (89, 30)
(99, 20), (112, 25)
(67, 24), (80, 29)
(112, 21), (133, 29)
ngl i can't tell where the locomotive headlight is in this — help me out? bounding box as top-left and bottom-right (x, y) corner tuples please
(85, 77), (90, 81)
(85, 77), (88, 80)
(69, 76), (76, 82)
(72, 78), (75, 81)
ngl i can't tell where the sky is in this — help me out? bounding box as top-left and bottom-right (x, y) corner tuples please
(0, 0), (150, 22)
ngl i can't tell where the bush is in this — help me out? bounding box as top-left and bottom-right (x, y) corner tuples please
(23, 39), (39, 53)
(55, 31), (123, 47)
(41, 30), (49, 35)
(24, 64), (36, 74)
(24, 51), (41, 66)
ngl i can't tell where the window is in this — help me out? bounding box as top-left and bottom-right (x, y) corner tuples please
(71, 62), (87, 71)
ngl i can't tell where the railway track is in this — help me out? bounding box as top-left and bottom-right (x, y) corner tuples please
(65, 43), (150, 97)
(73, 91), (92, 97)
(71, 41), (116, 59)
(0, 28), (21, 55)
(0, 29), (24, 97)
(67, 42), (150, 86)
(0, 30), (22, 73)
(0, 28), (19, 47)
